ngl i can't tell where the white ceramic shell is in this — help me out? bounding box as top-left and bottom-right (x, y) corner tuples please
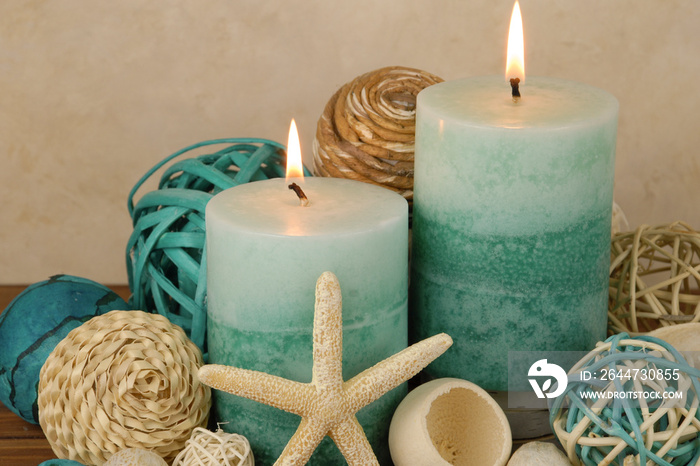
(389, 377), (512, 466)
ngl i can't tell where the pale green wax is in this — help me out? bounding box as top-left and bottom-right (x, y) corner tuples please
(411, 76), (618, 390)
(206, 177), (408, 465)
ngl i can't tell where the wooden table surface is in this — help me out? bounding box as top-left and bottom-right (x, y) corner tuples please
(0, 284), (131, 466)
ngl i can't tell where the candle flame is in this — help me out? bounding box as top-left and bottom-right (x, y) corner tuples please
(506, 0), (525, 83)
(285, 118), (304, 182)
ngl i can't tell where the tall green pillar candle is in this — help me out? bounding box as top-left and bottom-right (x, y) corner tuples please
(410, 76), (618, 390)
(206, 177), (408, 464)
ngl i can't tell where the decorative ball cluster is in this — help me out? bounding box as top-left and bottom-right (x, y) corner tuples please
(313, 66), (443, 203)
(172, 427), (254, 466)
(38, 310), (211, 465)
(550, 333), (700, 466)
(609, 221), (700, 334)
(127, 138), (293, 353)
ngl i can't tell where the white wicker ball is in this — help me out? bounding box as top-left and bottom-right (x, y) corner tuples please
(172, 427), (254, 466)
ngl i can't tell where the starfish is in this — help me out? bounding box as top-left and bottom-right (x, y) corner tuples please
(198, 271), (452, 466)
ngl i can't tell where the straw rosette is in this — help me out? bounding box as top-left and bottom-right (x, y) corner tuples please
(38, 310), (211, 465)
(313, 66), (443, 203)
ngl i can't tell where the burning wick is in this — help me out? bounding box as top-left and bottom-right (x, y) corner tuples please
(288, 182), (310, 207)
(510, 77), (521, 102)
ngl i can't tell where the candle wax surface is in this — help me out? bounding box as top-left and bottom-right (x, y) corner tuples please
(411, 76), (618, 390)
(429, 75), (618, 130)
(206, 177), (408, 464)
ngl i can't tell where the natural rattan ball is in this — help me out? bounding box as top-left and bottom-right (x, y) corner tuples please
(550, 333), (700, 465)
(313, 66), (443, 203)
(38, 310), (211, 465)
(172, 427), (254, 466)
(609, 221), (700, 335)
(127, 138), (297, 354)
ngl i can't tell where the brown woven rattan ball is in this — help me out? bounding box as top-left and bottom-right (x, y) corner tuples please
(313, 66), (443, 203)
(38, 310), (211, 465)
(609, 221), (700, 335)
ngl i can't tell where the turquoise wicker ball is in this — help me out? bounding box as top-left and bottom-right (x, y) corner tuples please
(550, 333), (700, 466)
(126, 138), (309, 355)
(0, 275), (128, 424)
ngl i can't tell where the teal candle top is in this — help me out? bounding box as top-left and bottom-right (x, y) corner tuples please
(421, 75), (618, 129)
(415, 76), (618, 236)
(208, 177), (405, 238)
(206, 177), (408, 330)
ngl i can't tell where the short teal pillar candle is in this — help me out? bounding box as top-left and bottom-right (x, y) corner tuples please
(206, 177), (408, 465)
(410, 76), (618, 390)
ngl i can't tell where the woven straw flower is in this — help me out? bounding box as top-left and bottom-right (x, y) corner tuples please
(38, 310), (211, 465)
(313, 66), (443, 203)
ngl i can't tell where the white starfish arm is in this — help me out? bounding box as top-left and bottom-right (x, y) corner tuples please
(274, 418), (328, 466)
(198, 364), (315, 416)
(312, 272), (344, 392)
(344, 333), (453, 407)
(329, 416), (379, 466)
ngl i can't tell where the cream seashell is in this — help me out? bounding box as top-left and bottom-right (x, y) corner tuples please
(648, 322), (700, 368)
(104, 448), (168, 466)
(506, 441), (571, 465)
(389, 378), (512, 466)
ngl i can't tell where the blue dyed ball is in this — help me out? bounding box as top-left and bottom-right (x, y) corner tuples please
(550, 333), (700, 465)
(38, 460), (85, 466)
(0, 275), (129, 424)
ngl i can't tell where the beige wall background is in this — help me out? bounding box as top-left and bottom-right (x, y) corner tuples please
(1, 0), (698, 285)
